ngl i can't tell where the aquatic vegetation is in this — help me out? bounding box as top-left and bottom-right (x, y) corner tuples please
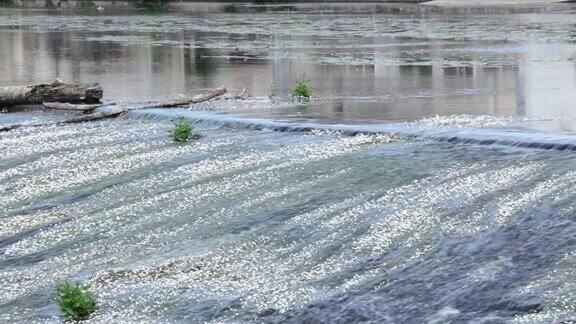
(293, 82), (312, 101)
(171, 119), (200, 142)
(79, 0), (95, 9)
(223, 4), (296, 14)
(56, 281), (98, 321)
(130, 0), (169, 13)
(223, 5), (252, 14)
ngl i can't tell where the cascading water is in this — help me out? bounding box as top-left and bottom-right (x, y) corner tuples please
(1, 113), (576, 322)
(130, 109), (576, 152)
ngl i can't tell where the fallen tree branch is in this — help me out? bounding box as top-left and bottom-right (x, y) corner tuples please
(0, 82), (102, 107)
(43, 102), (103, 111)
(0, 124), (24, 132)
(136, 87), (227, 109)
(221, 88), (251, 101)
(67, 87), (228, 122)
(0, 87), (227, 132)
(60, 106), (128, 124)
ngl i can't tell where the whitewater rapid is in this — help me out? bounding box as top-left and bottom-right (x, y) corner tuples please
(1, 113), (576, 322)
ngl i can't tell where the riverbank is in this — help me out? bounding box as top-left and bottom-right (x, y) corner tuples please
(1, 0), (427, 8)
(425, 0), (570, 5)
(3, 0), (574, 9)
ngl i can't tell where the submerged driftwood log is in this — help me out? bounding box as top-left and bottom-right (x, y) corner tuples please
(136, 87), (227, 109)
(42, 102), (104, 111)
(62, 86), (228, 123)
(0, 86), (227, 132)
(0, 82), (103, 107)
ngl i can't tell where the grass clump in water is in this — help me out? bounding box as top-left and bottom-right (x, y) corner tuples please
(56, 281), (98, 321)
(79, 0), (95, 9)
(171, 119), (200, 142)
(293, 82), (311, 101)
(0, 0), (14, 7)
(131, 0), (169, 12)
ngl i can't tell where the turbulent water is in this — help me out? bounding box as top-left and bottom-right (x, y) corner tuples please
(0, 114), (575, 323)
(2, 2), (576, 323)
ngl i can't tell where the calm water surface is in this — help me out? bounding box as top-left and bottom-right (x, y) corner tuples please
(1, 3), (576, 125)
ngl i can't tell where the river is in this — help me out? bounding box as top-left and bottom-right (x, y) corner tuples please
(1, 2), (576, 322)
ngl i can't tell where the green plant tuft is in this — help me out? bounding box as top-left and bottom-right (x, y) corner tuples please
(293, 82), (311, 100)
(79, 0), (95, 9)
(131, 0), (169, 12)
(171, 119), (200, 142)
(56, 281), (98, 321)
(0, 0), (14, 7)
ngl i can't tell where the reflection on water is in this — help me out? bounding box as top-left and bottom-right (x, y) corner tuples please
(1, 3), (576, 125)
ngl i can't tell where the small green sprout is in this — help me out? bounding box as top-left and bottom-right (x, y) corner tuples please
(56, 281), (98, 321)
(293, 82), (311, 100)
(170, 119), (200, 142)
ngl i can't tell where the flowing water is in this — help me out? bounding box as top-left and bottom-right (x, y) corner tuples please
(2, 3), (576, 323)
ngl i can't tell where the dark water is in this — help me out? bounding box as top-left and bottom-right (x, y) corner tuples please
(2, 3), (576, 323)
